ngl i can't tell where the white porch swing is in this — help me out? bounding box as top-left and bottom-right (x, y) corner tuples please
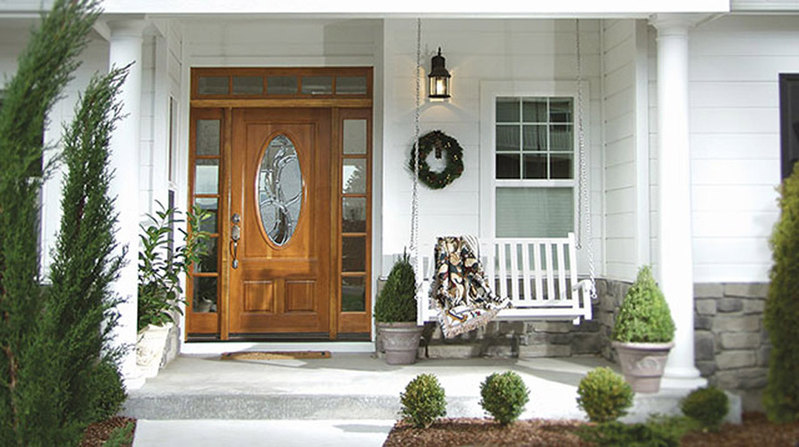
(410, 19), (597, 329)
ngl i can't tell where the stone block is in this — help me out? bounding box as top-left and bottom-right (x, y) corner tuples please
(694, 331), (715, 361)
(422, 344), (480, 359)
(530, 321), (572, 333)
(695, 299), (717, 316)
(695, 316), (712, 331)
(720, 333), (760, 350)
(572, 333), (603, 355)
(694, 283), (724, 298)
(483, 345), (514, 358)
(716, 351), (757, 370)
(712, 315), (760, 333)
(743, 299), (765, 315)
(577, 319), (601, 333)
(519, 344), (571, 358)
(696, 360), (717, 377)
(599, 311), (615, 328)
(756, 345), (771, 367)
(715, 368), (767, 390)
(724, 283), (768, 299)
(717, 298), (744, 313)
(498, 321), (526, 335)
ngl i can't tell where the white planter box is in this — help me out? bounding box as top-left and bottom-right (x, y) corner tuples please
(136, 323), (173, 379)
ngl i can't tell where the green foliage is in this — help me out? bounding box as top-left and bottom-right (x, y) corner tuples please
(612, 266), (675, 343)
(138, 203), (211, 331)
(680, 386), (728, 431)
(374, 251), (417, 323)
(87, 360), (127, 424)
(103, 422), (134, 447)
(765, 163), (799, 422)
(574, 415), (695, 447)
(479, 371), (530, 425)
(399, 374), (447, 428)
(576, 367), (634, 423)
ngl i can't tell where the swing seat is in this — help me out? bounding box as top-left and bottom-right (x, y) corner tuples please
(416, 232), (594, 326)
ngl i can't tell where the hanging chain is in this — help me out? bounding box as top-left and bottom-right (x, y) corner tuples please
(410, 18), (422, 274)
(575, 19), (597, 299)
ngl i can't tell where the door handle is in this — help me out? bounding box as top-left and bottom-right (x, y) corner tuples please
(230, 213), (241, 269)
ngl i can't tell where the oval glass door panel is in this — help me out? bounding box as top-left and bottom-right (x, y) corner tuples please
(257, 134), (303, 246)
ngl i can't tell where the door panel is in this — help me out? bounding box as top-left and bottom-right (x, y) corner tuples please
(229, 108), (332, 335)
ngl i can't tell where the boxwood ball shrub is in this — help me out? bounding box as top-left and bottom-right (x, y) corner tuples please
(479, 371), (530, 425)
(400, 374), (447, 428)
(680, 386), (729, 431)
(612, 265), (675, 343)
(577, 367), (634, 423)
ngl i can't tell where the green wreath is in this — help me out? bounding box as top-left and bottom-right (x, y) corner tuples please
(409, 130), (464, 190)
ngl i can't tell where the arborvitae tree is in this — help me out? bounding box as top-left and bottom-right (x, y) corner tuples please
(0, 0), (105, 444)
(22, 68), (129, 444)
(374, 251), (417, 323)
(764, 163), (799, 422)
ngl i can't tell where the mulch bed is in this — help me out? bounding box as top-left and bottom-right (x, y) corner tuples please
(81, 416), (136, 447)
(383, 413), (799, 447)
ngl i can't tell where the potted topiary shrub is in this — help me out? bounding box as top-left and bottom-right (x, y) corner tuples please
(611, 265), (675, 393)
(137, 203), (210, 378)
(374, 250), (423, 365)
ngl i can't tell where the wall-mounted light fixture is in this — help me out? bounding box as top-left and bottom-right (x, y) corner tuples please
(428, 47), (451, 99)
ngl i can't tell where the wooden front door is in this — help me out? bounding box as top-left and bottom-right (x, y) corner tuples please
(229, 108), (332, 336)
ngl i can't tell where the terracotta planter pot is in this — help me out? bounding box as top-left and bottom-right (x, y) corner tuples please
(377, 322), (423, 365)
(612, 340), (674, 393)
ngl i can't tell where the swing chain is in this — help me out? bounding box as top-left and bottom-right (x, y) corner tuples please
(410, 18), (422, 272)
(575, 19), (597, 299)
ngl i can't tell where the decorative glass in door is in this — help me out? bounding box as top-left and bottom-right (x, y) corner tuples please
(257, 134), (303, 246)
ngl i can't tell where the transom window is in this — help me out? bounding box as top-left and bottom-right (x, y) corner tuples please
(494, 96), (575, 238)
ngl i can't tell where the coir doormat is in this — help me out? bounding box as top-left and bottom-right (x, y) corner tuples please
(220, 351), (331, 361)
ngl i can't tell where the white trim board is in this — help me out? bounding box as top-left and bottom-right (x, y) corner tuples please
(181, 342), (375, 355)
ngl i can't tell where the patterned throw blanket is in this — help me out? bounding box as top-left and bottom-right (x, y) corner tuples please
(431, 236), (510, 338)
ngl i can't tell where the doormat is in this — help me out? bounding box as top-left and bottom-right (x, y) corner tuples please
(220, 351), (331, 361)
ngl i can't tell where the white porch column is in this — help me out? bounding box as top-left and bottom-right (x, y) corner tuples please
(107, 19), (147, 390)
(649, 14), (702, 381)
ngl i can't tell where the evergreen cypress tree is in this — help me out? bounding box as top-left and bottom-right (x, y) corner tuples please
(0, 0), (104, 444)
(764, 164), (799, 422)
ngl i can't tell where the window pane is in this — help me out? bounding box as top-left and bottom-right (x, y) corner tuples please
(523, 98), (547, 122)
(193, 277), (217, 313)
(196, 120), (220, 156)
(342, 236), (366, 272)
(302, 76), (333, 95)
(496, 154), (520, 179)
(341, 276), (366, 312)
(232, 76), (263, 95)
(496, 125), (520, 152)
(343, 119), (367, 154)
(195, 159), (219, 194)
(343, 159), (367, 194)
(551, 153), (574, 179)
(550, 125), (573, 151)
(496, 98), (520, 122)
(194, 198), (218, 233)
(550, 98), (573, 123)
(343, 197), (366, 233)
(522, 125), (547, 152)
(194, 237), (218, 273)
(523, 154), (547, 179)
(496, 187), (574, 238)
(198, 76), (228, 95)
(267, 76), (297, 95)
(336, 76), (367, 95)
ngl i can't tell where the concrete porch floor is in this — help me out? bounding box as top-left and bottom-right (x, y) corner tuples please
(123, 353), (738, 422)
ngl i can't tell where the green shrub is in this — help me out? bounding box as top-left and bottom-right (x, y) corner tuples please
(374, 251), (417, 323)
(765, 163), (799, 422)
(612, 266), (675, 343)
(103, 422), (134, 447)
(680, 386), (728, 431)
(87, 360), (127, 423)
(574, 418), (685, 447)
(479, 371), (530, 425)
(400, 374), (447, 428)
(576, 367), (634, 423)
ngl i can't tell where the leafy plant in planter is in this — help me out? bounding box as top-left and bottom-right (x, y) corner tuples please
(374, 251), (422, 364)
(137, 203), (210, 331)
(611, 265), (675, 393)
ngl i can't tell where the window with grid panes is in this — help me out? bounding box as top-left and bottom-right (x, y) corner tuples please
(495, 97), (575, 238)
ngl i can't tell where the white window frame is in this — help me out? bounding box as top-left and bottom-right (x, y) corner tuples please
(479, 80), (588, 240)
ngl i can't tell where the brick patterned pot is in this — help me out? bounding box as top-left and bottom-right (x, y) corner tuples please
(378, 322), (424, 365)
(612, 341), (674, 393)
